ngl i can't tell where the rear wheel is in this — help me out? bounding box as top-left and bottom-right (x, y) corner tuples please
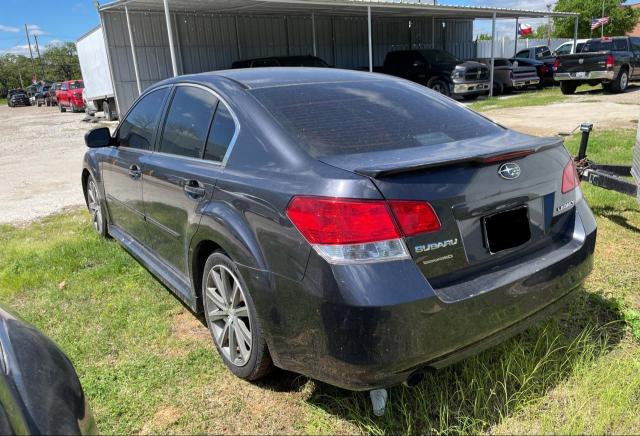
(560, 81), (578, 95)
(59, 103), (65, 113)
(427, 78), (451, 97)
(103, 100), (115, 121)
(611, 69), (628, 93)
(203, 252), (272, 380)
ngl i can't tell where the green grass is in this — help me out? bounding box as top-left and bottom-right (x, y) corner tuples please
(564, 128), (636, 165)
(0, 98), (6, 106)
(0, 130), (639, 434)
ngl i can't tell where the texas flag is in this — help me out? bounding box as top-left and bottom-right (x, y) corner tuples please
(518, 23), (533, 36)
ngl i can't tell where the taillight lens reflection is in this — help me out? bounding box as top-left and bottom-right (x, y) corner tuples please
(561, 159), (580, 194)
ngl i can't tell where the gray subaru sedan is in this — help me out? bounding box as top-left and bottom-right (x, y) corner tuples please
(81, 68), (596, 398)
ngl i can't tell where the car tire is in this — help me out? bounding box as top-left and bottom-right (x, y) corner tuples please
(427, 78), (451, 97)
(462, 94), (479, 101)
(59, 103), (65, 113)
(85, 175), (108, 238)
(610, 68), (628, 93)
(560, 81), (578, 95)
(103, 100), (115, 121)
(202, 252), (272, 381)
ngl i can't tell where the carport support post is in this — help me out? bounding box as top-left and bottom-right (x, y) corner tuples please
(367, 6), (373, 72)
(311, 13), (317, 57)
(163, 0), (178, 77)
(125, 5), (142, 96)
(573, 16), (579, 51)
(489, 12), (496, 97)
(514, 17), (519, 56)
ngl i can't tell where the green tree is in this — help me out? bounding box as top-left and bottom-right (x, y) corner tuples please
(41, 42), (81, 81)
(477, 33), (493, 40)
(553, 0), (640, 38)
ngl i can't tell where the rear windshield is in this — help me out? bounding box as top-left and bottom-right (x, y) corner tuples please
(251, 80), (502, 157)
(70, 81), (84, 89)
(582, 39), (628, 52)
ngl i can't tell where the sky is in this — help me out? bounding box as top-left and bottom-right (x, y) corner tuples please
(0, 0), (639, 55)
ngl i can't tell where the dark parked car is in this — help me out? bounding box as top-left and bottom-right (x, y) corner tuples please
(232, 55), (329, 69)
(0, 306), (97, 434)
(47, 82), (62, 106)
(515, 45), (556, 74)
(509, 57), (551, 87)
(377, 49), (490, 99)
(474, 58), (540, 95)
(7, 90), (30, 107)
(554, 36), (640, 94)
(82, 68), (596, 394)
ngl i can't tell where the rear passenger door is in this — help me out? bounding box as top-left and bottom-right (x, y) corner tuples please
(143, 84), (238, 278)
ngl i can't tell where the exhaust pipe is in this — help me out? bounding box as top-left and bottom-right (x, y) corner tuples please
(404, 370), (426, 387)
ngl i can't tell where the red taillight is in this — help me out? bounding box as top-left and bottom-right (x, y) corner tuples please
(553, 59), (560, 72)
(286, 196), (440, 245)
(605, 54), (614, 69)
(561, 159), (580, 194)
(286, 197), (399, 245)
(388, 200), (441, 236)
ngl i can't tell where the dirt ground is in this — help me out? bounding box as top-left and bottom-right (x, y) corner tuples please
(0, 87), (638, 224)
(484, 87), (640, 136)
(0, 105), (116, 223)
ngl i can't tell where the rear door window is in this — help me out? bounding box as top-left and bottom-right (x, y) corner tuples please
(204, 104), (237, 162)
(251, 80), (501, 157)
(158, 86), (219, 158)
(117, 87), (169, 150)
(515, 49), (529, 58)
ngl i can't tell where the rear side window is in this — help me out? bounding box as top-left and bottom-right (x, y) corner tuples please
(516, 49), (529, 58)
(554, 44), (571, 55)
(633, 38), (640, 52)
(158, 86), (219, 158)
(535, 47), (551, 59)
(252, 80), (502, 157)
(204, 105), (236, 162)
(118, 87), (169, 150)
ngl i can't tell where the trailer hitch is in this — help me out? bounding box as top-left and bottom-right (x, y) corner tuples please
(560, 123), (638, 198)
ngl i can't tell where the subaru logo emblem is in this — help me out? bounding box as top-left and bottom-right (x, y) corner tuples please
(498, 162), (521, 180)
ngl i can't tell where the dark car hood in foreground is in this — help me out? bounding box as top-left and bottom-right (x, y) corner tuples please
(0, 307), (96, 434)
(319, 130), (562, 177)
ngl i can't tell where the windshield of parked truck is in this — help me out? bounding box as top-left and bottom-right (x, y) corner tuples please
(419, 49), (460, 64)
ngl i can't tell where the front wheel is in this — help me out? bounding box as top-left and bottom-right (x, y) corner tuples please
(203, 252), (272, 381)
(86, 176), (108, 237)
(427, 78), (451, 97)
(560, 81), (578, 95)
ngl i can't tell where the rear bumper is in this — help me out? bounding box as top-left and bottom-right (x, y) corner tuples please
(245, 200), (596, 391)
(554, 70), (615, 81)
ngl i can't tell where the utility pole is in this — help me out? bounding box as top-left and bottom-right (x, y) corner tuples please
(34, 35), (46, 81)
(24, 24), (36, 83)
(18, 71), (24, 89)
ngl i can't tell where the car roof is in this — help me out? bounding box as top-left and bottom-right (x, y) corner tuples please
(169, 67), (386, 90)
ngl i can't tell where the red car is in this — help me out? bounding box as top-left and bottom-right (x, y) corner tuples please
(56, 80), (85, 112)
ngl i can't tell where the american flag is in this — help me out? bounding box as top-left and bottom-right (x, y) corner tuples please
(591, 17), (610, 30)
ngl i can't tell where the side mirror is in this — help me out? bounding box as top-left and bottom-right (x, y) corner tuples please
(85, 127), (113, 148)
(412, 60), (426, 67)
(552, 51), (557, 57)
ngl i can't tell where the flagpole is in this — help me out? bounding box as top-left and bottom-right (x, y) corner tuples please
(601, 0), (604, 37)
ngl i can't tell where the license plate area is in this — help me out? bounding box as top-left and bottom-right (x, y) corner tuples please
(482, 206), (531, 254)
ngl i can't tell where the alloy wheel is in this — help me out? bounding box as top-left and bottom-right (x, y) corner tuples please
(205, 264), (252, 367)
(621, 72), (628, 90)
(87, 180), (103, 234)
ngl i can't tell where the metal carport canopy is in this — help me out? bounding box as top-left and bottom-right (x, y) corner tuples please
(98, 0), (578, 19)
(97, 0), (579, 100)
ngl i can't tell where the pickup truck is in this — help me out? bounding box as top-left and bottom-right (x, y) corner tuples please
(475, 58), (539, 95)
(553, 39), (588, 56)
(56, 80), (85, 113)
(554, 36), (640, 94)
(377, 49), (490, 100)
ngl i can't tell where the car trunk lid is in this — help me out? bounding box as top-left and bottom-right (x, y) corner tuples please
(556, 52), (609, 73)
(320, 131), (578, 297)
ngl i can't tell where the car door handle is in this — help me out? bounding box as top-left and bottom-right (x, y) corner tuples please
(184, 180), (206, 198)
(128, 164), (142, 179)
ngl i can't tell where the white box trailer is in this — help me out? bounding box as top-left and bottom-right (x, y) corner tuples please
(77, 26), (118, 120)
